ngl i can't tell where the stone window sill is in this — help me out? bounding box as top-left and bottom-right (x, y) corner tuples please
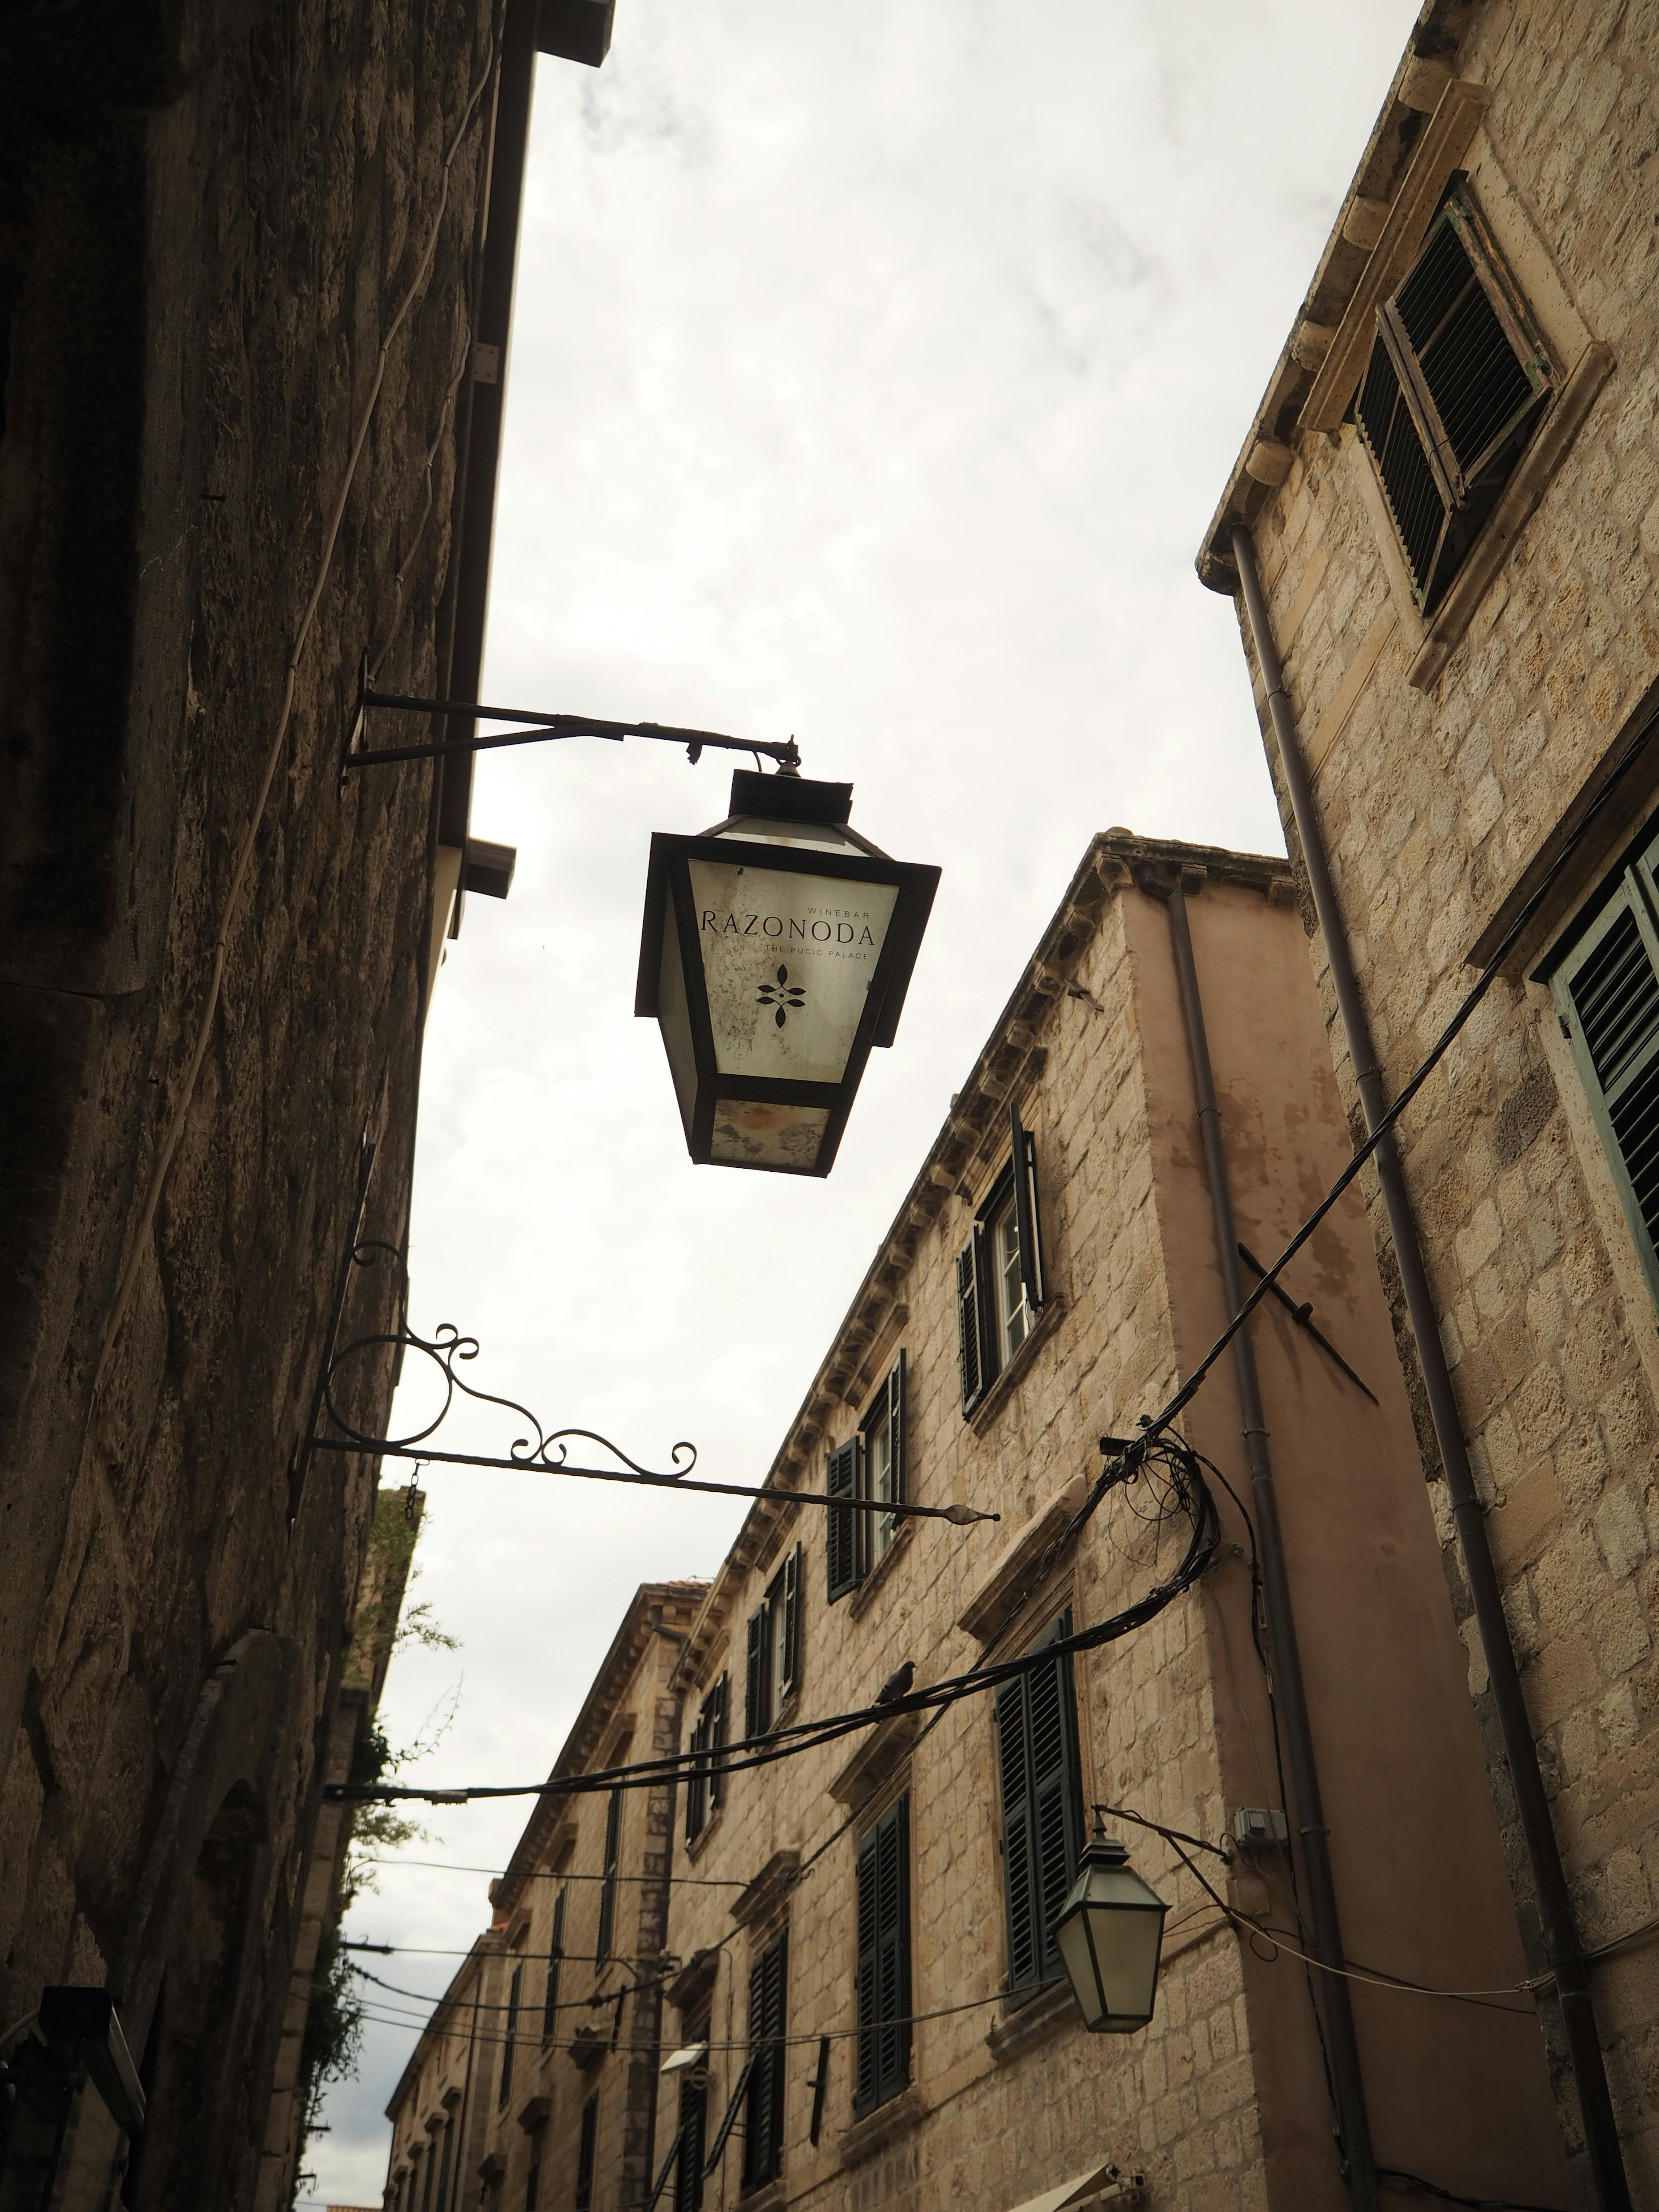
(985, 1977), (1077, 2065)
(683, 1800), (726, 1863)
(740, 2180), (786, 2212)
(969, 1296), (1065, 1438)
(840, 2084), (925, 2166)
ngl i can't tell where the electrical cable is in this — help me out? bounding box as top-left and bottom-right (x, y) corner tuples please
(91, 32), (499, 1396)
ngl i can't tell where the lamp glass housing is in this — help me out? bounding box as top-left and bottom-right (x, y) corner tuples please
(1054, 1836), (1169, 2033)
(637, 773), (939, 1176)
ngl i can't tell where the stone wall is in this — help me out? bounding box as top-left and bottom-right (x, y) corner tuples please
(1202, 0), (1659, 2190)
(0, 0), (497, 2199)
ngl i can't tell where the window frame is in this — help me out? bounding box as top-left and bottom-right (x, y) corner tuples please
(1354, 178), (1554, 615)
(853, 1793), (912, 2118)
(1545, 820), (1659, 1311)
(826, 1354), (908, 1603)
(993, 1611), (1085, 2001)
(744, 1545), (802, 1738)
(957, 1099), (1046, 1417)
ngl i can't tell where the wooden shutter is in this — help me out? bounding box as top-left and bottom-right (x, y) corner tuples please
(956, 1239), (986, 1414)
(826, 1441), (861, 1602)
(434, 2117), (453, 2212)
(1554, 868), (1659, 1306)
(709, 1675), (727, 1811)
(1009, 1100), (1046, 1313)
(854, 1796), (911, 2116)
(596, 1788), (622, 1960)
(1356, 192), (1549, 613)
(779, 1544), (802, 1700)
(744, 1605), (766, 1739)
(542, 1888), (565, 2044)
(994, 1616), (1082, 1991)
(742, 1934), (788, 2187)
(887, 1352), (906, 1508)
(673, 2028), (708, 2212)
(499, 1961), (521, 2107)
(575, 2094), (599, 2211)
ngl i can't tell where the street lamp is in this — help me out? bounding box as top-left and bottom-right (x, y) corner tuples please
(1054, 1820), (1170, 2033)
(635, 769), (940, 1175)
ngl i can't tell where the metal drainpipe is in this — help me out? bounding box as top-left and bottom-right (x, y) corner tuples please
(1231, 524), (1631, 2211)
(1154, 874), (1378, 2208)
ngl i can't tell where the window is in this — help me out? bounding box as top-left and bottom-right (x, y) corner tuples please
(957, 1100), (1046, 1416)
(575, 2094), (599, 2212)
(744, 1545), (801, 1737)
(435, 2117), (454, 2212)
(854, 1795), (912, 2116)
(541, 1889), (566, 2046)
(741, 1932), (788, 2191)
(1548, 824), (1659, 1307)
(994, 1613), (1084, 1996)
(1354, 180), (1552, 614)
(826, 1355), (907, 1603)
(416, 2145), (431, 2212)
(674, 2018), (709, 2212)
(686, 1677), (728, 1843)
(525, 2126), (544, 2212)
(499, 1964), (522, 2108)
(596, 1789), (623, 1962)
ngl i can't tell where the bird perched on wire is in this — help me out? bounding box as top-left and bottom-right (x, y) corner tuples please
(873, 1660), (915, 1707)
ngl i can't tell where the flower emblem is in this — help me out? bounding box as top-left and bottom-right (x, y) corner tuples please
(756, 964), (807, 1027)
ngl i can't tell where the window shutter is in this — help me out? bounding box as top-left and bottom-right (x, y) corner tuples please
(1554, 877), (1659, 1304)
(855, 1796), (911, 2116)
(1010, 1100), (1046, 1312)
(499, 1962), (522, 2107)
(596, 1788), (622, 1960)
(887, 1352), (906, 1507)
(673, 2049), (707, 2212)
(542, 1889), (565, 2044)
(956, 1240), (985, 1414)
(994, 1672), (1039, 1990)
(575, 2094), (599, 2212)
(686, 1708), (708, 1843)
(1027, 1622), (1084, 1980)
(780, 1543), (802, 1698)
(742, 1935), (788, 2187)
(744, 1606), (766, 1739)
(709, 1675), (728, 1810)
(826, 1441), (861, 1602)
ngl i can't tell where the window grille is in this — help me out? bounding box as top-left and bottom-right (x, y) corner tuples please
(994, 1613), (1084, 1994)
(1548, 823), (1659, 1308)
(826, 1354), (907, 1602)
(1354, 181), (1551, 613)
(957, 1099), (1046, 1416)
(854, 1795), (912, 2115)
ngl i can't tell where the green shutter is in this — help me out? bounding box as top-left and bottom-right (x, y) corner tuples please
(575, 2094), (598, 2211)
(1553, 861), (1659, 1309)
(1010, 1100), (1046, 1312)
(957, 1239), (985, 1413)
(596, 1789), (622, 1961)
(541, 1889), (565, 2045)
(887, 1352), (906, 1507)
(499, 1962), (521, 2108)
(742, 1934), (788, 2188)
(780, 1544), (802, 1699)
(744, 1606), (766, 1739)
(995, 1615), (1083, 1993)
(826, 1441), (861, 1602)
(709, 1675), (727, 1810)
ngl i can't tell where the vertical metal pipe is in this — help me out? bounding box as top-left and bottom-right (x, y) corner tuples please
(1231, 524), (1631, 2212)
(1161, 880), (1378, 2208)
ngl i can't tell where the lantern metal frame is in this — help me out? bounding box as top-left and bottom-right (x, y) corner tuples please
(1053, 1821), (1171, 2035)
(635, 774), (940, 1177)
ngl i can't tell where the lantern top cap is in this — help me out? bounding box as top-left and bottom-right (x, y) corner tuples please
(726, 769), (852, 826)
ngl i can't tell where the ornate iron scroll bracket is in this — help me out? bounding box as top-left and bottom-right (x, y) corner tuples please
(308, 1310), (997, 1526)
(340, 653), (802, 778)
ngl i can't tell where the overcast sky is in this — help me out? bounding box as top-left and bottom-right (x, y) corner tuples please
(308, 3), (1421, 2200)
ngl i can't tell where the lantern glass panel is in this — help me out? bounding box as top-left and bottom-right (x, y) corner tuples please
(686, 856), (899, 1087)
(709, 1100), (831, 1171)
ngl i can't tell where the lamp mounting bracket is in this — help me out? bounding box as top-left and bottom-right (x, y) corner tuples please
(340, 654), (801, 777)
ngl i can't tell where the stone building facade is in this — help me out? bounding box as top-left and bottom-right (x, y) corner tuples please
(384, 1585), (707, 2212)
(1197, 1), (1659, 2197)
(0, 0), (597, 2200)
(392, 833), (1567, 2212)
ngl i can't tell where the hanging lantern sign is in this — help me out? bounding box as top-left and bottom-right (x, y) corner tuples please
(636, 771), (939, 1175)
